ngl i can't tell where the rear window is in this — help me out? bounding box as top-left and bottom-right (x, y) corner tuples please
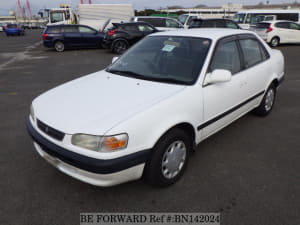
(256, 23), (270, 29)
(46, 26), (61, 33)
(7, 24), (18, 28)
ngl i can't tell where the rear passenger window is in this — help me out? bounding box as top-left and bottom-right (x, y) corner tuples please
(123, 25), (138, 31)
(79, 26), (95, 33)
(47, 27), (61, 33)
(210, 41), (241, 74)
(289, 23), (300, 30)
(275, 22), (289, 29)
(62, 26), (78, 33)
(239, 39), (267, 68)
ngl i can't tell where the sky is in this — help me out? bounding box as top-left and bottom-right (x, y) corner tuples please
(0, 0), (297, 15)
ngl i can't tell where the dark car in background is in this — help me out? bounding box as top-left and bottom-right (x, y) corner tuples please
(5, 24), (25, 36)
(42, 24), (104, 52)
(103, 22), (159, 54)
(189, 19), (241, 29)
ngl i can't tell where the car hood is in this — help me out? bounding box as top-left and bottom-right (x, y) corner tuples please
(33, 70), (186, 135)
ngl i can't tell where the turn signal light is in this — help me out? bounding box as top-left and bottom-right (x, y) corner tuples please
(103, 136), (127, 150)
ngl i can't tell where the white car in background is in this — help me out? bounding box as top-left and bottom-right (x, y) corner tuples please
(130, 16), (184, 31)
(253, 20), (300, 47)
(27, 29), (284, 187)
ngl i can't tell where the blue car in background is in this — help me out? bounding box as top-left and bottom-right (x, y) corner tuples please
(42, 24), (105, 52)
(5, 24), (25, 36)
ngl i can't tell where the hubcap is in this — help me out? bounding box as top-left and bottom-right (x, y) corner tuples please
(161, 141), (187, 179)
(271, 39), (278, 46)
(115, 41), (127, 53)
(265, 89), (274, 111)
(55, 42), (64, 51)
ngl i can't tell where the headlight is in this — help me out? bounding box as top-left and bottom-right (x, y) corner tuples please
(30, 105), (35, 121)
(71, 133), (128, 152)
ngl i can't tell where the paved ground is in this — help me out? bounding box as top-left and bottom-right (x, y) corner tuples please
(0, 30), (299, 225)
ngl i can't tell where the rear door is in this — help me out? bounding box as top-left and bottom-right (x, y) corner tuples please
(62, 26), (81, 47)
(274, 22), (290, 43)
(238, 36), (271, 104)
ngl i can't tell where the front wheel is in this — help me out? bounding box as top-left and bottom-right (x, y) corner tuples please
(54, 41), (65, 52)
(112, 40), (128, 54)
(253, 84), (276, 116)
(143, 128), (191, 187)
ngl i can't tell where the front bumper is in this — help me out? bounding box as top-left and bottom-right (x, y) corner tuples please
(26, 119), (151, 186)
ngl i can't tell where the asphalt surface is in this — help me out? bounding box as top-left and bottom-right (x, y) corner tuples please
(0, 30), (299, 225)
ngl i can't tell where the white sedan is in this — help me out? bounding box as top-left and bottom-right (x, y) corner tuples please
(253, 20), (300, 47)
(27, 29), (284, 187)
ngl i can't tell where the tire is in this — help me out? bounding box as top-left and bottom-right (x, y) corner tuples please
(143, 128), (191, 187)
(112, 40), (128, 54)
(54, 41), (65, 52)
(270, 37), (279, 47)
(253, 84), (276, 116)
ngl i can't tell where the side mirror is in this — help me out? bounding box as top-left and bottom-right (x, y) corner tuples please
(204, 69), (232, 85)
(112, 56), (119, 63)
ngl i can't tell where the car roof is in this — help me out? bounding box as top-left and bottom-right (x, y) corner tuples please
(113, 21), (152, 26)
(192, 18), (231, 21)
(135, 16), (177, 20)
(261, 20), (299, 23)
(150, 28), (254, 40)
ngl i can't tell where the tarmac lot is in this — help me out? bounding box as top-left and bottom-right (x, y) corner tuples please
(0, 30), (299, 225)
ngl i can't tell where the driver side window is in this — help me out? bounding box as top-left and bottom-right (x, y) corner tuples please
(210, 40), (241, 75)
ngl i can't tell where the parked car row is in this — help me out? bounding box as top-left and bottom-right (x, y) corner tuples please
(41, 16), (300, 53)
(42, 18), (241, 53)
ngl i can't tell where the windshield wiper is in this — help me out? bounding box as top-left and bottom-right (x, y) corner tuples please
(106, 69), (190, 85)
(146, 76), (190, 85)
(106, 69), (144, 79)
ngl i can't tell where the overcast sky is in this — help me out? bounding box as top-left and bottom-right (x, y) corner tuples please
(0, 0), (297, 15)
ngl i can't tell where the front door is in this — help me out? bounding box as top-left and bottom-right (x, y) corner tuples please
(201, 37), (248, 139)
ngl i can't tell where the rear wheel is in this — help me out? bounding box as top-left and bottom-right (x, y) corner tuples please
(112, 40), (128, 54)
(253, 84), (276, 116)
(54, 41), (65, 52)
(270, 37), (279, 47)
(143, 128), (191, 187)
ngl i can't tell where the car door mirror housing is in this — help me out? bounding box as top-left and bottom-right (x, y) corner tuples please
(112, 56), (119, 63)
(204, 69), (232, 85)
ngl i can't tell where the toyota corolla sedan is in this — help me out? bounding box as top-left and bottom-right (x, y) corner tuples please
(27, 29), (284, 187)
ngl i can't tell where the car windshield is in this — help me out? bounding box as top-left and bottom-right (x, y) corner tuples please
(233, 13), (246, 23)
(178, 15), (188, 25)
(106, 36), (211, 85)
(50, 12), (64, 23)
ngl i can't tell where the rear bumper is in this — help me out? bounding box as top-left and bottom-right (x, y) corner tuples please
(43, 41), (53, 48)
(26, 119), (150, 186)
(102, 39), (113, 48)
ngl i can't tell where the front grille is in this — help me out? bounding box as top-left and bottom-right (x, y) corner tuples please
(37, 119), (65, 141)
